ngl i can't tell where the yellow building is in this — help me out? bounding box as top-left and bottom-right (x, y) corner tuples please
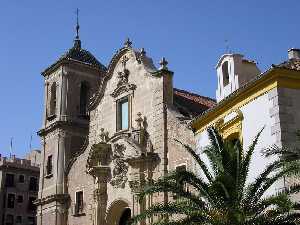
(191, 48), (300, 194)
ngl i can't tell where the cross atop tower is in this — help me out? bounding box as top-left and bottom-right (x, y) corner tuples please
(74, 8), (81, 49)
(75, 8), (80, 40)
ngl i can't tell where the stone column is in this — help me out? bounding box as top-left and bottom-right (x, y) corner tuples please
(93, 166), (110, 225)
(56, 131), (66, 194)
(87, 141), (112, 225)
(60, 68), (68, 121)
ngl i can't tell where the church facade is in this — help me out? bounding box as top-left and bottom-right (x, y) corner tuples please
(35, 34), (215, 225)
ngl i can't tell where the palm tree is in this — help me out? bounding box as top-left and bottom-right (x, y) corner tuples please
(130, 127), (300, 225)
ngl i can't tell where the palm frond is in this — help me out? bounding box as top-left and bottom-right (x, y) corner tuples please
(138, 179), (206, 207)
(238, 127), (265, 197)
(175, 139), (213, 182)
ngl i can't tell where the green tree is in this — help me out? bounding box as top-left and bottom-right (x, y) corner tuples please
(130, 127), (300, 225)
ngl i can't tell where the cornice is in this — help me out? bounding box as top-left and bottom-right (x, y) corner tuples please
(34, 194), (70, 206)
(192, 68), (300, 133)
(37, 120), (88, 137)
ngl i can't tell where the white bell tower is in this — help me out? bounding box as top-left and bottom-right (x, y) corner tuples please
(215, 53), (261, 102)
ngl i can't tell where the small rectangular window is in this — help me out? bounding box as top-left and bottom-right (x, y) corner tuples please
(5, 174), (15, 187)
(75, 191), (84, 215)
(29, 177), (38, 191)
(18, 175), (25, 183)
(28, 197), (37, 211)
(117, 98), (129, 131)
(5, 214), (14, 225)
(17, 195), (23, 203)
(7, 194), (15, 208)
(46, 155), (53, 176)
(27, 217), (35, 225)
(16, 216), (22, 224)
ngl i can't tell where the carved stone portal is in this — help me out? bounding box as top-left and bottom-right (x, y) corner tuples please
(110, 143), (129, 188)
(86, 140), (111, 225)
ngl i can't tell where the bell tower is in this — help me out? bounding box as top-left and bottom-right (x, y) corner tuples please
(215, 53), (260, 102)
(36, 17), (106, 225)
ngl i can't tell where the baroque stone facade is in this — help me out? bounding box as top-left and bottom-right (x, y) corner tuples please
(36, 35), (215, 225)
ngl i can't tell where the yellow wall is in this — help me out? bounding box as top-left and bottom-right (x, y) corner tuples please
(192, 68), (300, 134)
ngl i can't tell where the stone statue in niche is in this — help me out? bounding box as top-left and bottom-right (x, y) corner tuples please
(117, 55), (130, 87)
(110, 143), (128, 188)
(110, 55), (136, 98)
(117, 69), (129, 87)
(99, 128), (109, 143)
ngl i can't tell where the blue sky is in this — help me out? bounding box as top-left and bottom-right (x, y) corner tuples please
(0, 0), (299, 158)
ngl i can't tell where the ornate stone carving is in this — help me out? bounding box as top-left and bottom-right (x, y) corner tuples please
(110, 83), (136, 98)
(110, 54), (137, 98)
(86, 142), (112, 179)
(110, 144), (128, 188)
(135, 112), (143, 129)
(117, 69), (129, 87)
(99, 128), (109, 143)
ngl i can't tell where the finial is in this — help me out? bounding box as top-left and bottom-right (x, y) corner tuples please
(159, 57), (168, 70)
(225, 39), (232, 54)
(75, 8), (80, 39)
(124, 38), (132, 48)
(74, 8), (81, 49)
(140, 48), (146, 56)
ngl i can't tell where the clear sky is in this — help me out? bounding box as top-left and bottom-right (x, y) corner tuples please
(0, 0), (299, 158)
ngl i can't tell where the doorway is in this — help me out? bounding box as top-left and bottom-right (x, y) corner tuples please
(118, 208), (131, 225)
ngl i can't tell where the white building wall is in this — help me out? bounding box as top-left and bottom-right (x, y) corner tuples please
(240, 92), (281, 194)
(195, 89), (283, 195)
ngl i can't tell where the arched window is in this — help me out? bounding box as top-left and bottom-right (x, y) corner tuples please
(79, 82), (89, 117)
(222, 61), (230, 86)
(49, 82), (57, 116)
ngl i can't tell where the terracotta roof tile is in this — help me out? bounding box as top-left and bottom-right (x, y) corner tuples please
(275, 59), (300, 71)
(173, 88), (216, 118)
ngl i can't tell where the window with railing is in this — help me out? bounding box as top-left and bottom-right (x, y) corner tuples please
(5, 214), (13, 225)
(5, 174), (15, 187)
(7, 194), (15, 209)
(18, 174), (25, 183)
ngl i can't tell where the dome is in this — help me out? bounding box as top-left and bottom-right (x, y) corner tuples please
(42, 39), (106, 75)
